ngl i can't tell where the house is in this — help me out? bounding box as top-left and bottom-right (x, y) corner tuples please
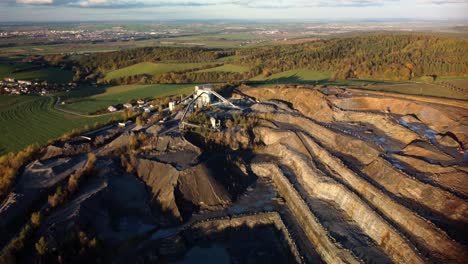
(123, 103), (133, 109)
(107, 106), (117, 112)
(4, 77), (15, 83)
(143, 107), (151, 113)
(118, 120), (132, 127)
(137, 99), (145, 106)
(18, 80), (32, 86)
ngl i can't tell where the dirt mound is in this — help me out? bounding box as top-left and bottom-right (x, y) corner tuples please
(132, 156), (235, 223)
(131, 157), (182, 223)
(178, 164), (231, 210)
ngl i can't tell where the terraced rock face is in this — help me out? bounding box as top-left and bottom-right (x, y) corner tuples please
(243, 86), (468, 264)
(2, 85), (467, 264)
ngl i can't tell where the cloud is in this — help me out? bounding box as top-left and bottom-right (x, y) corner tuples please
(75, 0), (222, 8)
(16, 0), (53, 4)
(417, 0), (467, 4)
(12, 0), (468, 8)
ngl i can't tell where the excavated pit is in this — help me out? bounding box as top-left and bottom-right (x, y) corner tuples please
(2, 84), (467, 264)
(243, 85), (468, 264)
(131, 213), (305, 264)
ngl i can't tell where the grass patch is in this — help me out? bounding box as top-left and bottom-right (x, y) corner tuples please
(435, 75), (468, 81)
(364, 82), (468, 100)
(0, 63), (73, 83)
(61, 84), (193, 114)
(104, 62), (209, 81)
(251, 69), (331, 82)
(195, 64), (248, 73)
(0, 95), (115, 155)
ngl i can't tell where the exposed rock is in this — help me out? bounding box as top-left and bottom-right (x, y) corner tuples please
(402, 141), (454, 162)
(178, 164), (231, 210)
(0, 155), (87, 246)
(39, 158), (155, 245)
(436, 134), (460, 148)
(40, 145), (64, 160)
(132, 157), (182, 223)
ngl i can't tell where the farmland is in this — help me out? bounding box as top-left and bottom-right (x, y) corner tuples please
(60, 83), (194, 114)
(104, 62), (211, 81)
(195, 64), (248, 73)
(363, 82), (468, 100)
(0, 95), (115, 155)
(0, 63), (73, 83)
(248, 69), (468, 100)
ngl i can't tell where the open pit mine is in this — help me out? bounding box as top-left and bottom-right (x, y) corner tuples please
(0, 84), (467, 264)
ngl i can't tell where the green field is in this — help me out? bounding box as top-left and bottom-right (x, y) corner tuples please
(61, 84), (194, 114)
(0, 63), (73, 83)
(251, 69), (331, 82)
(196, 64), (248, 73)
(248, 69), (468, 100)
(104, 62), (210, 81)
(364, 82), (468, 100)
(0, 95), (115, 155)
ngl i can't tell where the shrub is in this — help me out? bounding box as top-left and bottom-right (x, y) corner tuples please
(31, 212), (41, 227)
(67, 174), (78, 193)
(0, 224), (32, 264)
(0, 144), (40, 200)
(136, 116), (143, 126)
(35, 237), (48, 255)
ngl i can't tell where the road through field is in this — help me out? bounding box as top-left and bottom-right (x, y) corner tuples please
(53, 96), (121, 118)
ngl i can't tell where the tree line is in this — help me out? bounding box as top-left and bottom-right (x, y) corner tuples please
(236, 34), (468, 80)
(40, 34), (468, 83)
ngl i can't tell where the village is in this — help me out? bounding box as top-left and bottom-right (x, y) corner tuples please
(0, 77), (77, 95)
(106, 98), (157, 114)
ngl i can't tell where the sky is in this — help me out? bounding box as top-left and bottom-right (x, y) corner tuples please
(0, 0), (467, 22)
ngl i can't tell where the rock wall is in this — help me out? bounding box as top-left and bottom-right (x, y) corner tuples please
(252, 162), (361, 264)
(187, 212), (303, 264)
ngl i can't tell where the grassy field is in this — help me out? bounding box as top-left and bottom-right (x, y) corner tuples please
(0, 95), (115, 155)
(195, 64), (248, 73)
(0, 63), (73, 83)
(104, 62), (210, 81)
(436, 79), (468, 89)
(248, 69), (468, 100)
(251, 69), (331, 82)
(364, 82), (468, 100)
(61, 84), (194, 114)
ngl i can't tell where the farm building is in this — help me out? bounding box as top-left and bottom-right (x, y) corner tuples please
(108, 106), (117, 112)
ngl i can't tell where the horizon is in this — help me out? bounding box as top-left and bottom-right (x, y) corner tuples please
(2, 18), (468, 24)
(1, 0), (468, 22)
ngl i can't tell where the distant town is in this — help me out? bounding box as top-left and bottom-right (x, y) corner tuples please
(0, 77), (77, 95)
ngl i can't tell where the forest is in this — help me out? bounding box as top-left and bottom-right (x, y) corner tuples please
(237, 34), (468, 80)
(42, 34), (468, 84)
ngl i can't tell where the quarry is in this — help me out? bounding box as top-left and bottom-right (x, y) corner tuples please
(0, 84), (467, 264)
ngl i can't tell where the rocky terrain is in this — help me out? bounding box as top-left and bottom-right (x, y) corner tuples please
(0, 84), (467, 264)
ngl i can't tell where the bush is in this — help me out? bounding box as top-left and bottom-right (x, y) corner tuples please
(0, 224), (33, 264)
(35, 237), (48, 255)
(31, 212), (41, 227)
(136, 116), (143, 126)
(0, 144), (40, 200)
